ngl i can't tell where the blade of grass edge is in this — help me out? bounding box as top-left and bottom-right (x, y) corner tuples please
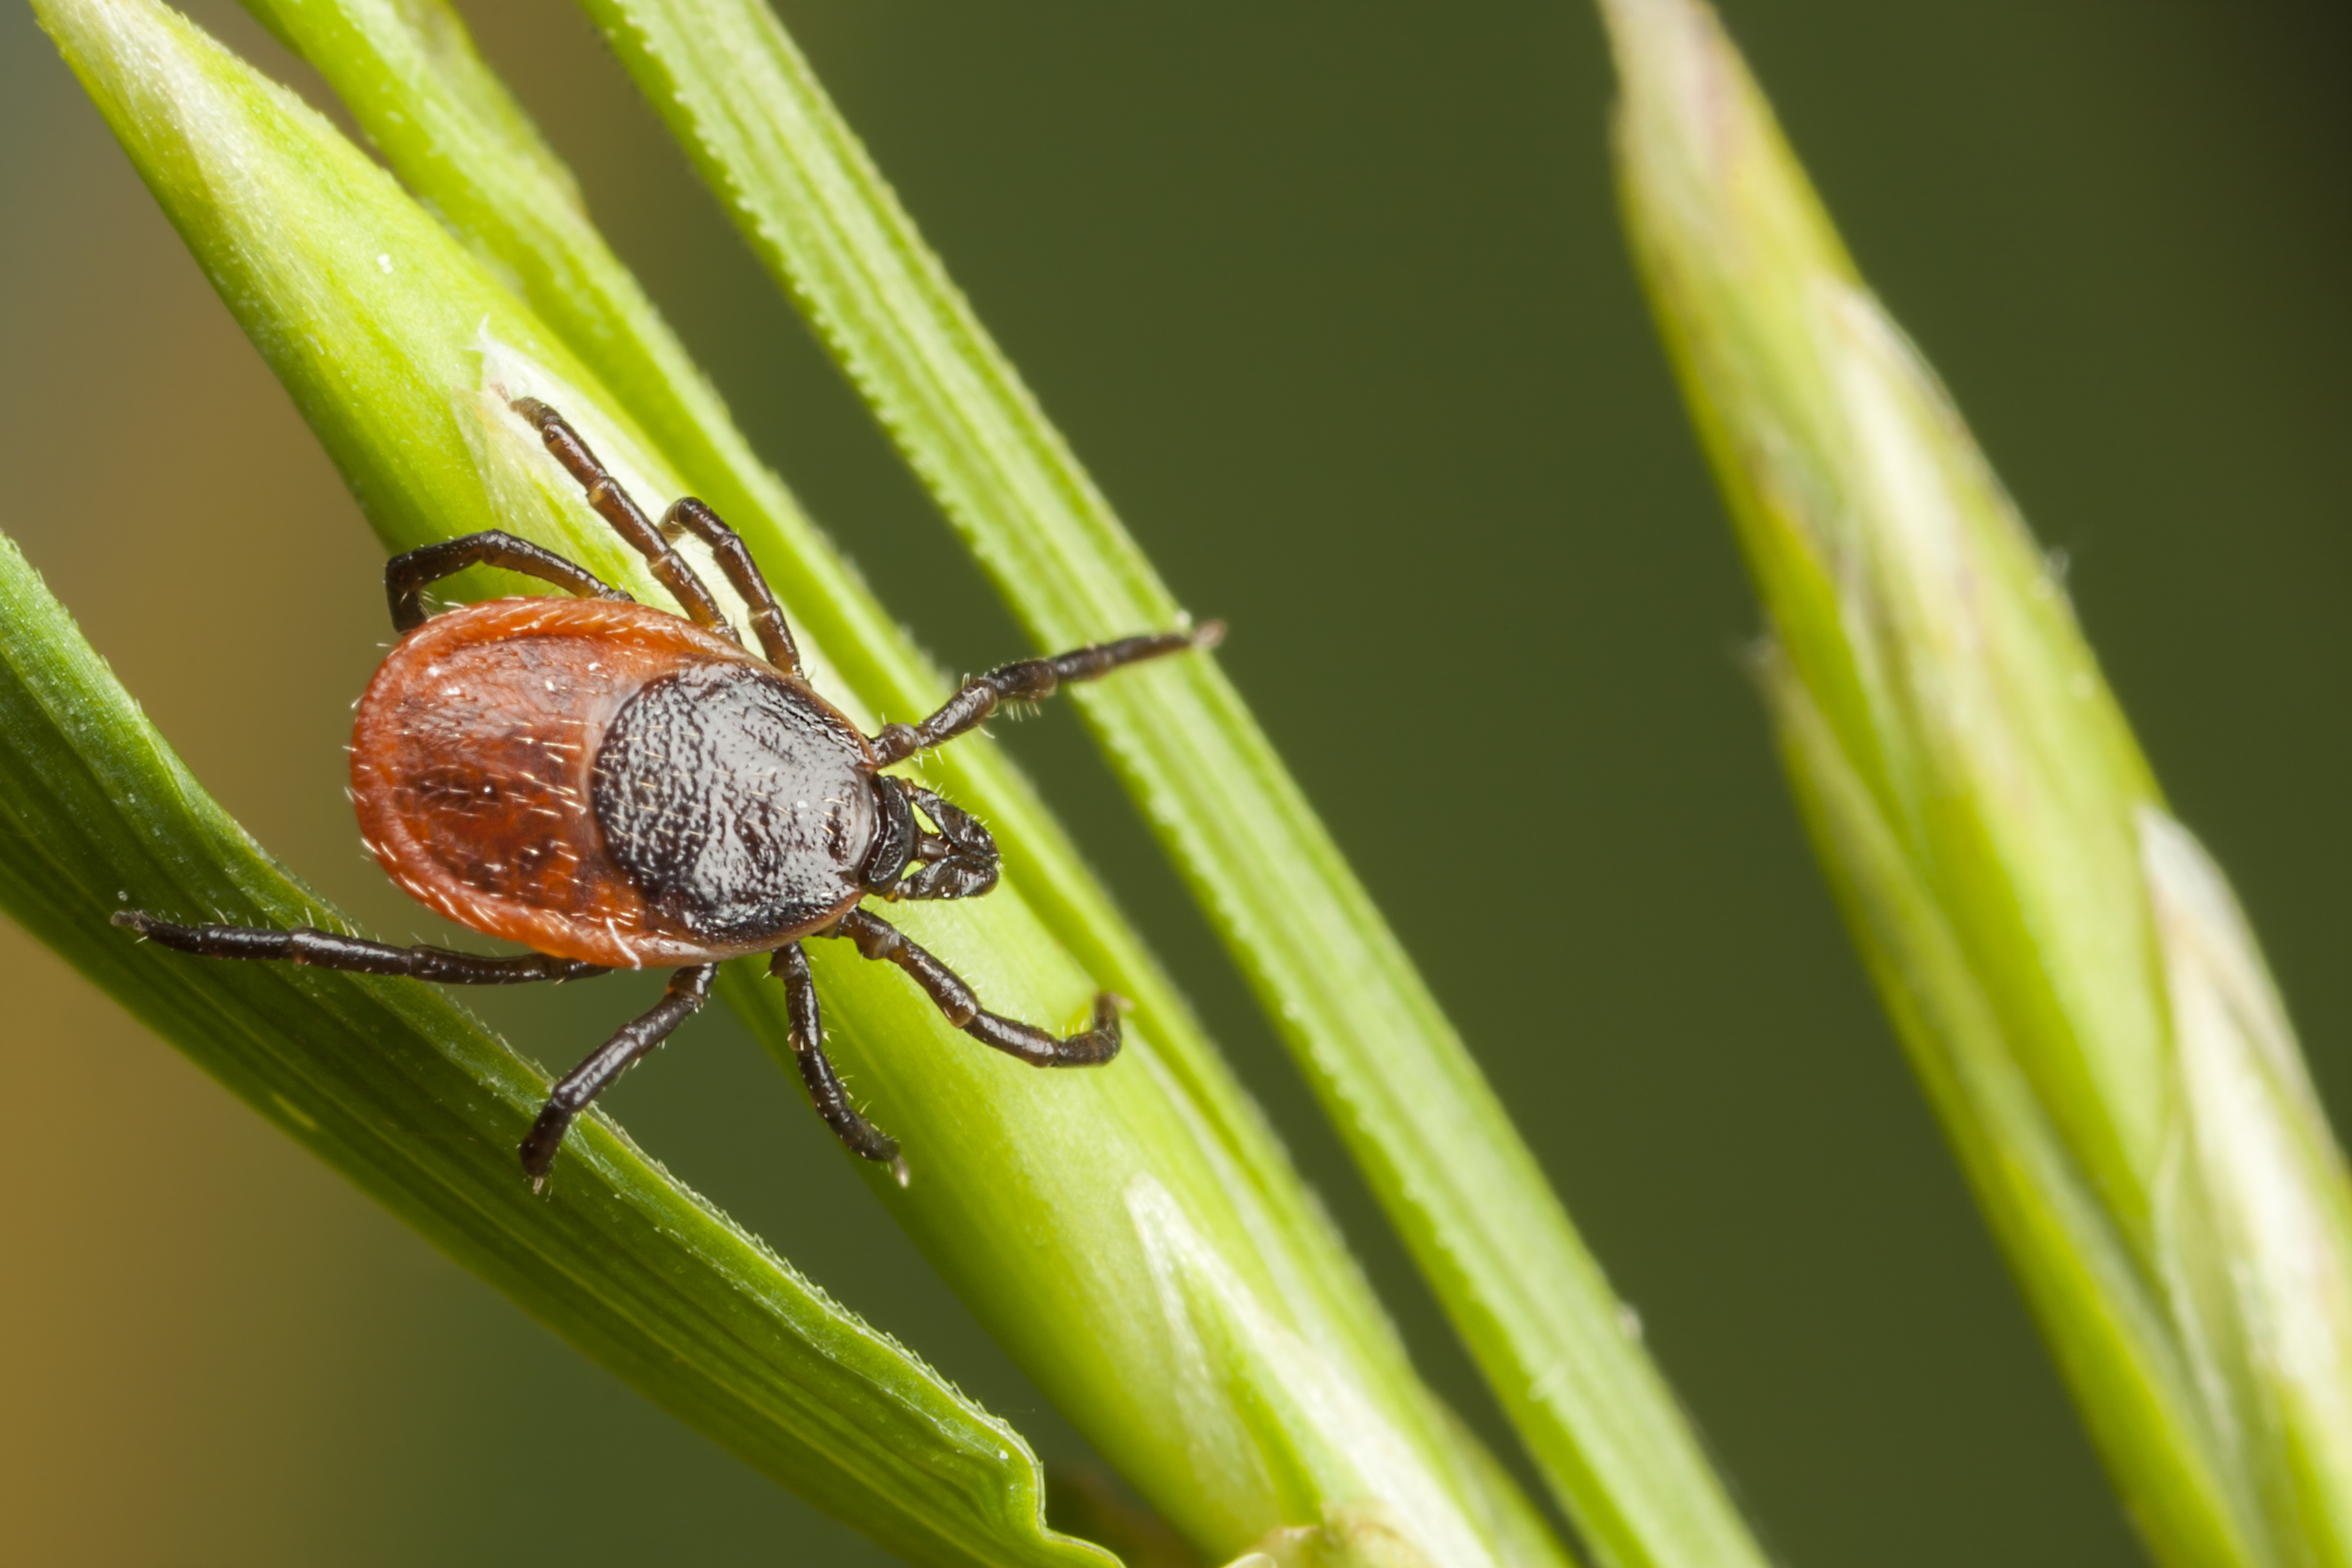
(0, 523), (1114, 1568)
(1601, 1), (2352, 1563)
(567, 4), (1769, 1566)
(31, 2), (1570, 1560)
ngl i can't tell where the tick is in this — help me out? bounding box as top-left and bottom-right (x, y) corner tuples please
(116, 398), (1218, 1184)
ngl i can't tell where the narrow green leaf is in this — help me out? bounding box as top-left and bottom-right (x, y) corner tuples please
(31, 2), (1563, 1561)
(567, 3), (1764, 1565)
(1602, 2), (2352, 1564)
(0, 520), (1108, 1568)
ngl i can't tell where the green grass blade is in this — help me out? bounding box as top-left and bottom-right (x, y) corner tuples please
(1602, 2), (2352, 1564)
(30, 2), (1564, 1561)
(568, 3), (1766, 1564)
(225, 0), (1393, 1391)
(0, 523), (1109, 1568)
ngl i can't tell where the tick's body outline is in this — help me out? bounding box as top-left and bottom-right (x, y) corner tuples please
(116, 397), (1218, 1184)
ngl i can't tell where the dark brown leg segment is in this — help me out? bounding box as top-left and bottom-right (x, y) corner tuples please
(384, 530), (632, 633)
(768, 942), (905, 1181)
(510, 397), (736, 644)
(822, 907), (1121, 1068)
(114, 910), (609, 984)
(868, 623), (1224, 766)
(659, 497), (802, 678)
(520, 964), (716, 1181)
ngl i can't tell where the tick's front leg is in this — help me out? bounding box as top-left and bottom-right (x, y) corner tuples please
(820, 907), (1122, 1067)
(868, 623), (1221, 766)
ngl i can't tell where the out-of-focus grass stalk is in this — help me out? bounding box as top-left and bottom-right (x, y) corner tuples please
(1602, 1), (2352, 1564)
(569, 4), (1768, 1564)
(32, 1), (1569, 1562)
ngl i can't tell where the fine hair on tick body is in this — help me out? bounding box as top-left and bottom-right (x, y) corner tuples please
(116, 397), (1220, 1186)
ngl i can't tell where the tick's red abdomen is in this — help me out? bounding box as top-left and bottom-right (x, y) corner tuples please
(350, 597), (872, 968)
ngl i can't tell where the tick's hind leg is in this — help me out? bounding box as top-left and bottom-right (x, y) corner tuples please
(769, 942), (906, 1183)
(114, 910), (609, 984)
(869, 623), (1224, 766)
(822, 907), (1122, 1068)
(521, 964), (716, 1181)
(384, 531), (632, 633)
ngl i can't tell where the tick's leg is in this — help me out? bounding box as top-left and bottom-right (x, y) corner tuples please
(384, 531), (632, 633)
(822, 907), (1121, 1067)
(114, 910), (609, 984)
(869, 623), (1223, 766)
(769, 942), (905, 1181)
(509, 397), (738, 644)
(659, 497), (802, 678)
(521, 964), (716, 1180)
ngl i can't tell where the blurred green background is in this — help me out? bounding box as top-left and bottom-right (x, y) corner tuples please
(2, 1), (2345, 1563)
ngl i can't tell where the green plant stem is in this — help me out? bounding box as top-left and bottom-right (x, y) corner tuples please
(33, 1), (1567, 1561)
(1602, 2), (2352, 1564)
(570, 3), (1767, 1565)
(0, 522), (1112, 1568)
